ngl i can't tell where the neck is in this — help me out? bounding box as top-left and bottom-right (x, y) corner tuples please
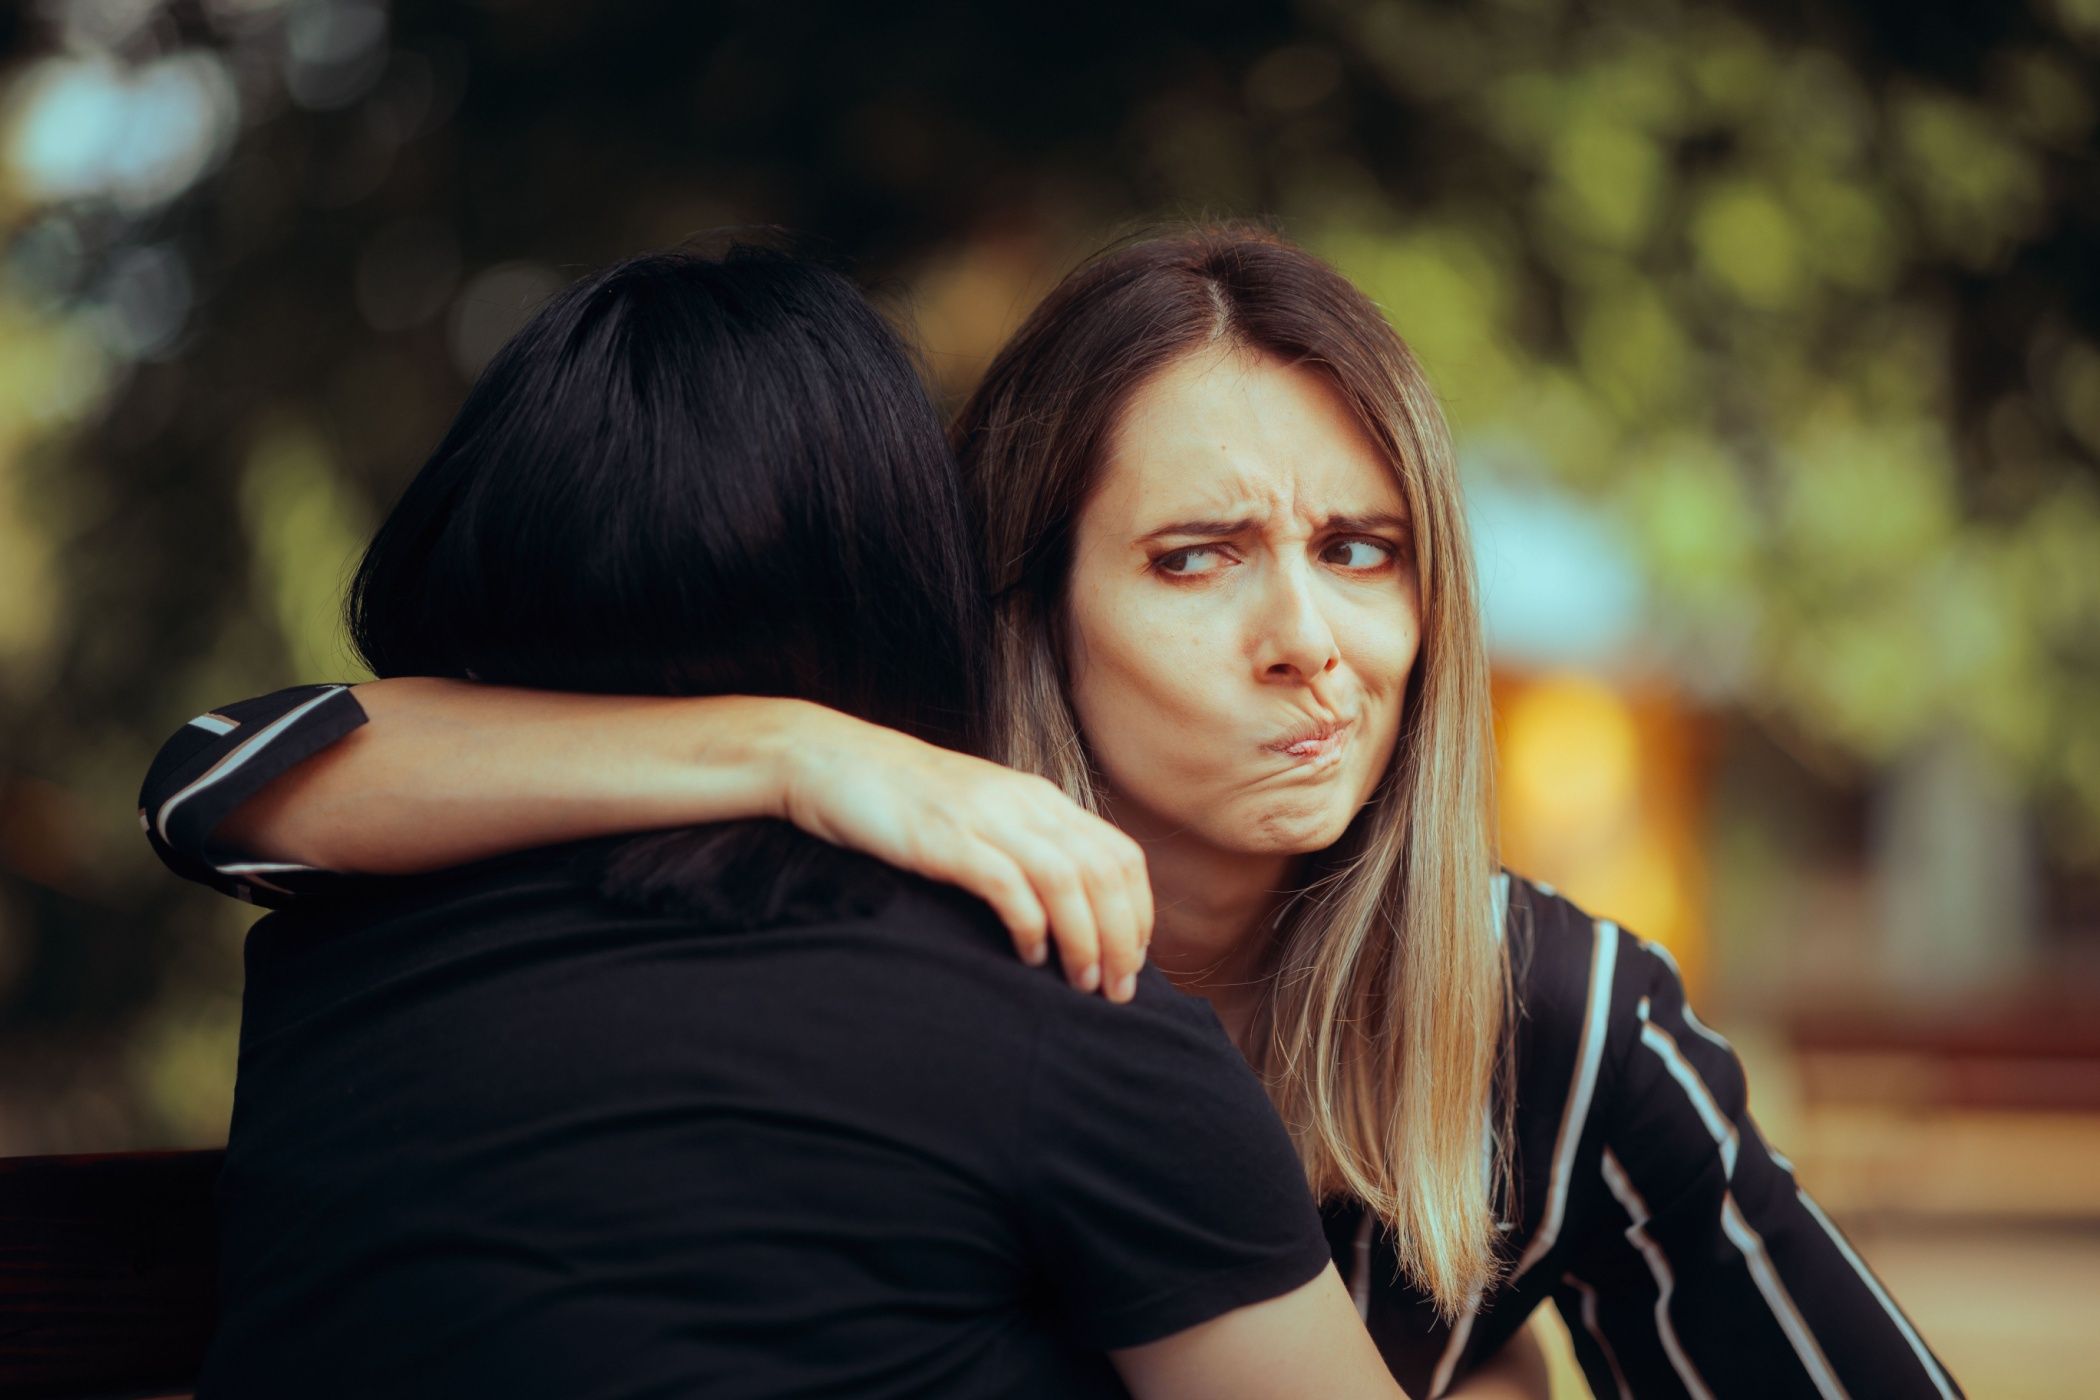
(1132, 829), (1302, 1044)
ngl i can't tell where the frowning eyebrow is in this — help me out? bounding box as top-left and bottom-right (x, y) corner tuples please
(1134, 511), (1412, 544)
(1135, 517), (1259, 544)
(1324, 512), (1413, 536)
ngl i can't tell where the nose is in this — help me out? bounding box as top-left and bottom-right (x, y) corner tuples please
(1252, 561), (1340, 683)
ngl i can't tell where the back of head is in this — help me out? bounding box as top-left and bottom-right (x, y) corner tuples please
(352, 244), (986, 756)
(350, 245), (988, 918)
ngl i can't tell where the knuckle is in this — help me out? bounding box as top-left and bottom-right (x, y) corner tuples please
(1025, 774), (1068, 804)
(1057, 931), (1101, 964)
(1035, 860), (1083, 897)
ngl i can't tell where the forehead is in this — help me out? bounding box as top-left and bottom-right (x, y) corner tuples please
(1096, 347), (1406, 524)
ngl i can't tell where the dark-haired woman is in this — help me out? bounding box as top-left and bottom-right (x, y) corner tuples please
(148, 230), (1961, 1399)
(175, 245), (1407, 1400)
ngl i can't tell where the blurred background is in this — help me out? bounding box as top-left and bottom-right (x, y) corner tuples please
(1, 0), (2095, 1393)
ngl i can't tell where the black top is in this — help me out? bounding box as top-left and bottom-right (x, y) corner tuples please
(145, 686), (1965, 1399)
(196, 835), (1330, 1399)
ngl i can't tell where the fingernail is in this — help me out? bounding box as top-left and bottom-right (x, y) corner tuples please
(1025, 941), (1049, 967)
(1077, 963), (1101, 993)
(1112, 973), (1136, 1002)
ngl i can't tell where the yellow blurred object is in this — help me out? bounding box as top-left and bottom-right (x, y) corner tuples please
(1495, 670), (1708, 996)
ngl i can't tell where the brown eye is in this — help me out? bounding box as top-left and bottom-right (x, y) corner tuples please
(1158, 546), (1228, 576)
(1321, 539), (1394, 569)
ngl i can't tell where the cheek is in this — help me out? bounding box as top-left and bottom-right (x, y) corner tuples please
(1336, 594), (1422, 782)
(1339, 588), (1423, 699)
(1065, 586), (1241, 786)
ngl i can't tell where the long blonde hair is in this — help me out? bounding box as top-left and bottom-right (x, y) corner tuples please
(951, 226), (1513, 1316)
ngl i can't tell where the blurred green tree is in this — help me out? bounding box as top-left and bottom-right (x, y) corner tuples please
(0, 0), (2093, 1148)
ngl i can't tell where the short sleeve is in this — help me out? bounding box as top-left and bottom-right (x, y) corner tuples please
(138, 684), (368, 908)
(1015, 972), (1332, 1350)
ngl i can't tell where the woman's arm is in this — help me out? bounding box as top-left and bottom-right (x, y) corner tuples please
(1440, 1322), (1550, 1399)
(217, 679), (813, 873)
(1574, 931), (1962, 1398)
(143, 677), (1153, 999)
(1111, 1265), (1405, 1400)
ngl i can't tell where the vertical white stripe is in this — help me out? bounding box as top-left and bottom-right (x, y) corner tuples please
(1561, 1272), (1634, 1400)
(1720, 1197), (1848, 1399)
(1678, 1002), (1734, 1055)
(155, 687), (348, 843)
(1641, 937), (1732, 1052)
(1639, 983), (1854, 1399)
(1794, 1191), (1958, 1400)
(1638, 1021), (1741, 1178)
(1348, 1210), (1374, 1320)
(1427, 1290), (1480, 1399)
(1507, 918), (1618, 1285)
(1600, 1148), (1715, 1400)
(1490, 871), (1510, 943)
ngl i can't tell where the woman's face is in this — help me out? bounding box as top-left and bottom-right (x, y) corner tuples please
(1064, 346), (1420, 861)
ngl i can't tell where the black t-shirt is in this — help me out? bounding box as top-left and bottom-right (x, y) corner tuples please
(155, 688), (1967, 1400)
(200, 838), (1331, 1400)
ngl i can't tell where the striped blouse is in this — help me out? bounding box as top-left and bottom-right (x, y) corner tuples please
(140, 684), (1962, 1399)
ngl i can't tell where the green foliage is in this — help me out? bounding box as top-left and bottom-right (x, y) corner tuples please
(1, 0), (2095, 1148)
(1292, 0), (2100, 858)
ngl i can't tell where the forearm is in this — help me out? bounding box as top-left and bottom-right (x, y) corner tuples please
(1441, 1320), (1550, 1399)
(220, 677), (818, 873)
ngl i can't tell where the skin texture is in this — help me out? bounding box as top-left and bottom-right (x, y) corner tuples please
(1063, 345), (1420, 1029)
(1109, 1264), (1403, 1400)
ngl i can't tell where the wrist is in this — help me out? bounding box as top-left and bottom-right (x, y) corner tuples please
(741, 696), (838, 824)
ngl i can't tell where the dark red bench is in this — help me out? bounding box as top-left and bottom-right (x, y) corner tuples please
(0, 1151), (220, 1400)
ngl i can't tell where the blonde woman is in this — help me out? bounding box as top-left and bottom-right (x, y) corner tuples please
(144, 229), (1958, 1399)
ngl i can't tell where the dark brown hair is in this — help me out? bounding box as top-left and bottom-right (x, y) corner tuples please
(951, 226), (1512, 1316)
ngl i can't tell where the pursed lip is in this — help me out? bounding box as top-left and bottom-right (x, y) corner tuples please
(1265, 717), (1353, 758)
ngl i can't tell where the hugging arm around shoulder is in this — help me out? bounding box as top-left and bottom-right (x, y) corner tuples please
(138, 680), (800, 904)
(134, 679), (1159, 999)
(1549, 903), (1962, 1399)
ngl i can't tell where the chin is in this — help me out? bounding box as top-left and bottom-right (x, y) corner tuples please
(1215, 800), (1359, 858)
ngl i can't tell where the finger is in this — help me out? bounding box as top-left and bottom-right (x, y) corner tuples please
(1108, 825), (1153, 964)
(945, 840), (1050, 968)
(1125, 836), (1154, 954)
(1007, 836), (1102, 994)
(1078, 829), (1145, 1004)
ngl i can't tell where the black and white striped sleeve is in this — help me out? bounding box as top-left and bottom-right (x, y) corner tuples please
(1561, 929), (1962, 1399)
(137, 684), (368, 908)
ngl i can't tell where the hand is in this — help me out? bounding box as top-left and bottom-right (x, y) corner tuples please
(774, 709), (1153, 1001)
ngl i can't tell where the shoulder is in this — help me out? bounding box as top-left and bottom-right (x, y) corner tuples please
(872, 878), (1237, 1048)
(1499, 873), (1687, 1113)
(1502, 874), (1652, 1040)
(844, 889), (1256, 1124)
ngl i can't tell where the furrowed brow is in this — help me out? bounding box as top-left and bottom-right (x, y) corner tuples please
(1323, 511), (1412, 534)
(1135, 517), (1259, 544)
